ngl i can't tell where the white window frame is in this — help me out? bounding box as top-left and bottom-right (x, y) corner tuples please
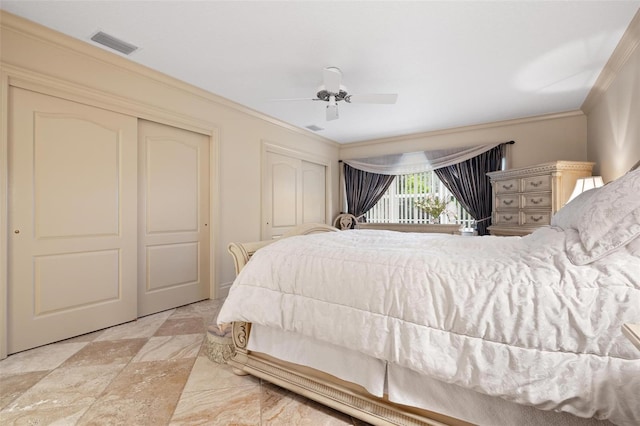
(365, 171), (474, 227)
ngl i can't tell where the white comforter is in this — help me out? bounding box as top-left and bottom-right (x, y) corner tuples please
(217, 228), (640, 425)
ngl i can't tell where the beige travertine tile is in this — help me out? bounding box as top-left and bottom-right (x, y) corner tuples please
(261, 382), (354, 425)
(95, 309), (173, 341)
(0, 404), (90, 425)
(59, 329), (106, 344)
(170, 298), (224, 321)
(154, 317), (206, 336)
(198, 339), (209, 357)
(131, 334), (203, 362)
(4, 364), (124, 412)
(61, 338), (147, 367)
(0, 300), (374, 426)
(0, 371), (50, 410)
(182, 356), (259, 393)
(0, 342), (88, 376)
(169, 385), (261, 426)
(77, 358), (194, 426)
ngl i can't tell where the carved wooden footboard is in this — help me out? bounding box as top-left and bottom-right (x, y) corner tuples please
(224, 223), (469, 426)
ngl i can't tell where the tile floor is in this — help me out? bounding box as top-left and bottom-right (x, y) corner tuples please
(0, 299), (370, 425)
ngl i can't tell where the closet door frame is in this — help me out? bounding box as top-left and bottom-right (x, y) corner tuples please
(0, 67), (220, 359)
(261, 141), (333, 240)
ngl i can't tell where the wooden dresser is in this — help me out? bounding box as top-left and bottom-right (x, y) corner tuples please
(487, 161), (595, 236)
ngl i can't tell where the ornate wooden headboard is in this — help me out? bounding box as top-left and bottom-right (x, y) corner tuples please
(227, 223), (338, 275)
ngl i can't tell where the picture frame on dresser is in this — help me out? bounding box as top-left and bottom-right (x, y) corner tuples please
(486, 161), (595, 236)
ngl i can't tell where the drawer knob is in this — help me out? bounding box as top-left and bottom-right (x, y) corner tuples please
(531, 198), (543, 204)
(502, 184), (513, 190)
(503, 199), (514, 205)
(531, 216), (543, 222)
(503, 215), (513, 221)
(530, 180), (543, 187)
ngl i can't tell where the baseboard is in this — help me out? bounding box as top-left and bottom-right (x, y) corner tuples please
(217, 282), (232, 299)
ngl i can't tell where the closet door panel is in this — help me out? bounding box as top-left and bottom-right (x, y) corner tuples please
(34, 116), (120, 237)
(263, 152), (301, 239)
(146, 138), (199, 233)
(302, 160), (326, 224)
(8, 88), (138, 354)
(34, 250), (120, 313)
(138, 120), (210, 316)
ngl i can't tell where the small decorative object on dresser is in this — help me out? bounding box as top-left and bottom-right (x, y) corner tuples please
(487, 161), (594, 236)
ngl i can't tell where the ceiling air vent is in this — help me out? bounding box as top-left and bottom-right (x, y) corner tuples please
(90, 31), (138, 55)
(305, 124), (324, 132)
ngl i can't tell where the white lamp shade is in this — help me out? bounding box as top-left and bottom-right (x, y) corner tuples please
(568, 176), (604, 203)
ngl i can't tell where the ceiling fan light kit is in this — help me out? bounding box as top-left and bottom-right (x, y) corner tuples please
(326, 103), (339, 121)
(316, 88), (348, 102)
(284, 67), (398, 121)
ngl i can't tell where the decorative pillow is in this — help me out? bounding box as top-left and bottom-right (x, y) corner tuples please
(566, 209), (640, 265)
(626, 235), (640, 258)
(550, 187), (598, 230)
(566, 168), (640, 265)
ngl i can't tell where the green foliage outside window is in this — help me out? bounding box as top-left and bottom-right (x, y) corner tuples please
(400, 173), (431, 194)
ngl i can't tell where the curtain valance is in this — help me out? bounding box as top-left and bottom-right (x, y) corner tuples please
(343, 142), (510, 175)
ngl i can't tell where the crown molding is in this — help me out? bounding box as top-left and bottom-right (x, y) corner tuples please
(341, 110), (584, 149)
(581, 9), (640, 114)
(0, 10), (339, 148)
(1, 63), (216, 136)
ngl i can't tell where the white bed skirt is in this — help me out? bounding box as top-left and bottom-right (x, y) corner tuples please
(248, 324), (613, 426)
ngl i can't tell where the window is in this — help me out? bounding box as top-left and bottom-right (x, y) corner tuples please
(364, 171), (474, 226)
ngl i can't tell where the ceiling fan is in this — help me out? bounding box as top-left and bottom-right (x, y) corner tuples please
(278, 67), (398, 121)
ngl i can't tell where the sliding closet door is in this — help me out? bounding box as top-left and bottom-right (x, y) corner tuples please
(8, 88), (138, 354)
(137, 120), (210, 316)
(302, 160), (327, 224)
(262, 149), (327, 239)
(263, 151), (302, 239)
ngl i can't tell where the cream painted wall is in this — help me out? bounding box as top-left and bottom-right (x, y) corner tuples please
(339, 112), (587, 169)
(584, 32), (640, 181)
(0, 12), (340, 303)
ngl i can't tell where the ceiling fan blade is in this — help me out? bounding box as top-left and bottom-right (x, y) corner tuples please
(323, 67), (342, 94)
(346, 93), (398, 104)
(270, 97), (320, 102)
(326, 103), (339, 121)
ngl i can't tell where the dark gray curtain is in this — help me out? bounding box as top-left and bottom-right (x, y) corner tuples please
(434, 144), (507, 236)
(344, 163), (395, 221)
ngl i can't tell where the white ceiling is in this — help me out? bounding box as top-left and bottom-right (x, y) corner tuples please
(2, 1), (639, 144)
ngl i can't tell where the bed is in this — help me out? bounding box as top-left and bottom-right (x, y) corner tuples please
(217, 167), (640, 426)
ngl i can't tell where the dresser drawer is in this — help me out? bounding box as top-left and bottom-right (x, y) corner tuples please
(521, 175), (551, 192)
(520, 192), (552, 209)
(494, 212), (519, 225)
(496, 194), (519, 210)
(521, 211), (551, 226)
(487, 161), (595, 236)
(495, 179), (518, 193)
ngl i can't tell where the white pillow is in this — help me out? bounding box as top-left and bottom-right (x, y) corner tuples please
(625, 234), (640, 258)
(566, 168), (640, 265)
(566, 210), (640, 265)
(550, 187), (598, 230)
